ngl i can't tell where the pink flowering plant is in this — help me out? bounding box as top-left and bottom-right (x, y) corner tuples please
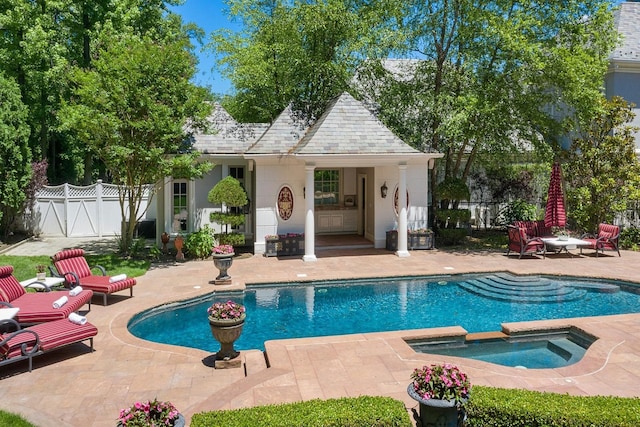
(207, 300), (246, 320)
(117, 398), (180, 426)
(212, 244), (234, 255)
(410, 363), (471, 404)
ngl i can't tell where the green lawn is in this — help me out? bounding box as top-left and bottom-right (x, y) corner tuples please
(0, 254), (150, 282)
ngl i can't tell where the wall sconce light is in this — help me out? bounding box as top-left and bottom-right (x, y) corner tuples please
(303, 187), (306, 199)
(380, 181), (388, 198)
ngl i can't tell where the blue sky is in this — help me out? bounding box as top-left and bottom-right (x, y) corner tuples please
(170, 0), (238, 95)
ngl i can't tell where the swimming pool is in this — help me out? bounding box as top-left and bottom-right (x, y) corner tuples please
(128, 272), (640, 353)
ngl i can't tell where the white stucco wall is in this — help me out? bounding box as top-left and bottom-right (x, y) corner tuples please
(374, 165), (430, 248)
(254, 159), (306, 251)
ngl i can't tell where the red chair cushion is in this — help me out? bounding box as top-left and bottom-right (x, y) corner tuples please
(0, 266), (26, 302)
(2, 319), (97, 359)
(51, 249), (92, 281)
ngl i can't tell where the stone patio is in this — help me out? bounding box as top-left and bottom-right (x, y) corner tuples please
(0, 244), (639, 426)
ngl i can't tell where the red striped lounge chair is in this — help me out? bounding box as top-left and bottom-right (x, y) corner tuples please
(0, 318), (97, 372)
(580, 223), (621, 257)
(51, 249), (136, 306)
(0, 266), (93, 325)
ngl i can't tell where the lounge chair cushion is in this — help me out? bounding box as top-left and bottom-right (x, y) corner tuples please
(51, 249), (135, 305)
(0, 266), (93, 324)
(0, 319), (97, 373)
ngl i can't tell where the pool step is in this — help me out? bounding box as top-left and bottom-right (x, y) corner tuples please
(457, 273), (596, 303)
(243, 350), (269, 376)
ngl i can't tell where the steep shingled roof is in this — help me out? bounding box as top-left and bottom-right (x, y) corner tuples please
(192, 104), (268, 155)
(612, 2), (640, 62)
(246, 92), (420, 156)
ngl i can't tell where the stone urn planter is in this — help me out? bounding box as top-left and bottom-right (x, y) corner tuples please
(212, 252), (234, 284)
(408, 364), (470, 427)
(407, 384), (467, 427)
(207, 300), (246, 368)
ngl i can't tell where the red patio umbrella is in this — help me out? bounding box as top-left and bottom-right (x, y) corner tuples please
(544, 161), (566, 228)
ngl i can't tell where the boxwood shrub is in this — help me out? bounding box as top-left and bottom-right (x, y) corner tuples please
(466, 386), (640, 426)
(190, 395), (411, 427)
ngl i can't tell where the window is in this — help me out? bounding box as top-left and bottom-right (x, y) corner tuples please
(314, 169), (340, 206)
(172, 181), (188, 232)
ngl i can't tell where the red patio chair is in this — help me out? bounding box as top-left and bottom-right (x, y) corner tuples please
(0, 266), (93, 325)
(0, 318), (97, 372)
(580, 223), (621, 257)
(51, 249), (136, 305)
(506, 225), (546, 259)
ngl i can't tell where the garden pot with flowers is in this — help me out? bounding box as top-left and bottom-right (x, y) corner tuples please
(207, 300), (246, 366)
(212, 244), (234, 284)
(117, 398), (184, 427)
(407, 363), (471, 427)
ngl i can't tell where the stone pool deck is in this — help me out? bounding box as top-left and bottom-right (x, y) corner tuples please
(1, 246), (639, 426)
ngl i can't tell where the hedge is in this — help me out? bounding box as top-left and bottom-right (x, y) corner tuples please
(190, 396), (412, 427)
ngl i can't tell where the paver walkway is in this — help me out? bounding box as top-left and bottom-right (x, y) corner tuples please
(0, 241), (639, 426)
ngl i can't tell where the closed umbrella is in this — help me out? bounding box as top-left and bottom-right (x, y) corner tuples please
(544, 161), (566, 228)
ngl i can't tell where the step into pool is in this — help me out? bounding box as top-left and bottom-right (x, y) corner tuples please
(407, 328), (596, 369)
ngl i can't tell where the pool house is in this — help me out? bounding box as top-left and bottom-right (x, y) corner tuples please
(155, 92), (443, 260)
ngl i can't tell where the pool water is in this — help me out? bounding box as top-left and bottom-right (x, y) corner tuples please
(128, 273), (640, 353)
(408, 329), (594, 369)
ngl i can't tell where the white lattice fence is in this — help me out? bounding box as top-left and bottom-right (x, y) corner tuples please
(33, 180), (154, 237)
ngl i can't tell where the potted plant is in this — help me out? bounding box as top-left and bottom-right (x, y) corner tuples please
(35, 265), (46, 281)
(207, 300), (246, 365)
(407, 363), (471, 427)
(117, 398), (184, 426)
(211, 244), (234, 284)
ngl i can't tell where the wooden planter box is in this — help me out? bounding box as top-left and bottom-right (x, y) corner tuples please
(409, 232), (434, 250)
(281, 235), (304, 256)
(386, 230), (398, 251)
(386, 230), (435, 251)
(264, 239), (282, 257)
(264, 235), (305, 257)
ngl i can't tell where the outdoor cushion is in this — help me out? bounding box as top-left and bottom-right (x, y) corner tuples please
(507, 225), (545, 259)
(51, 249), (136, 305)
(0, 266), (93, 325)
(581, 223), (620, 257)
(0, 318), (97, 372)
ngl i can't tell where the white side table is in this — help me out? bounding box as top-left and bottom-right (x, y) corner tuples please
(0, 307), (19, 320)
(19, 277), (65, 291)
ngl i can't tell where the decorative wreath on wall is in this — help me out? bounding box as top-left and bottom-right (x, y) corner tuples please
(393, 186), (410, 216)
(277, 185), (294, 220)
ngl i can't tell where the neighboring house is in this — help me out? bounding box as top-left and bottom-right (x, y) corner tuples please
(606, 1), (640, 153)
(155, 92), (443, 260)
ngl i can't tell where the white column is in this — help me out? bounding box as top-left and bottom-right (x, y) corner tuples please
(396, 164), (410, 257)
(303, 164), (317, 262)
(164, 177), (172, 234)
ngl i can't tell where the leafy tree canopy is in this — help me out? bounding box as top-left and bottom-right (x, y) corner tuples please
(59, 35), (213, 253)
(0, 73), (31, 238)
(564, 96), (640, 233)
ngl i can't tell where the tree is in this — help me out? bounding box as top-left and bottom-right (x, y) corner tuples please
(0, 73), (31, 239)
(355, 0), (618, 215)
(564, 96), (640, 233)
(59, 35), (213, 254)
(210, 0), (396, 123)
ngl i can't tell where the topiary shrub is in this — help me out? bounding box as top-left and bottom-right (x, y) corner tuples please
(208, 176), (248, 247)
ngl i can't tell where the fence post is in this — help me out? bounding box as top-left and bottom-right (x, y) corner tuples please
(63, 183), (70, 237)
(96, 180), (103, 237)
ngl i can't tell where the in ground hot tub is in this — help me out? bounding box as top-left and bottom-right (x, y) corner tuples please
(406, 327), (596, 369)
